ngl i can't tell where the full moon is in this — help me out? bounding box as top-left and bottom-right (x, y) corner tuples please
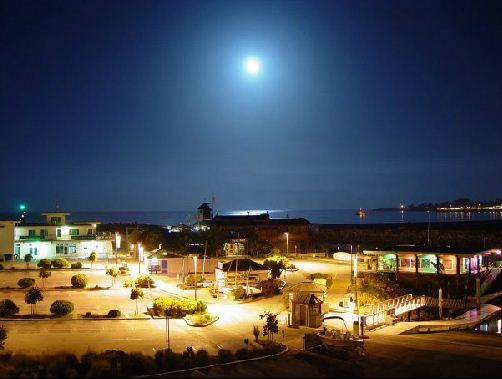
(244, 57), (261, 75)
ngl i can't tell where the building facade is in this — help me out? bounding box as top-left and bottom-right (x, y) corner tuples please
(1, 212), (112, 262)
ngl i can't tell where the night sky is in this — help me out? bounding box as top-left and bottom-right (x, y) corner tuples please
(1, 0), (501, 212)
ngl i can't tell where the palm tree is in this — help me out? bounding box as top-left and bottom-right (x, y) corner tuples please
(130, 287), (144, 315)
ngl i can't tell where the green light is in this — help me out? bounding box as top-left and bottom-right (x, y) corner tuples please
(19, 204), (26, 211)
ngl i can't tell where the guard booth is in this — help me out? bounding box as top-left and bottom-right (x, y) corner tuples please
(291, 293), (323, 328)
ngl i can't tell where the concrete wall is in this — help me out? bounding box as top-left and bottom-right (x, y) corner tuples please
(15, 240), (112, 261)
(15, 224), (96, 241)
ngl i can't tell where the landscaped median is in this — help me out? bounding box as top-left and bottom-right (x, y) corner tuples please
(148, 296), (218, 326)
(0, 298), (149, 321)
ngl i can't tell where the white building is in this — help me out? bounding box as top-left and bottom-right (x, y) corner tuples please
(1, 212), (112, 262)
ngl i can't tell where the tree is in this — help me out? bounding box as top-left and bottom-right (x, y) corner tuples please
(130, 287), (144, 315)
(88, 252), (97, 269)
(259, 311), (279, 342)
(37, 259), (52, 269)
(39, 268), (52, 288)
(252, 325), (260, 342)
(0, 325), (6, 350)
(25, 287), (43, 315)
(106, 268), (119, 287)
(135, 274), (154, 288)
(24, 254), (32, 269)
(263, 255), (289, 279)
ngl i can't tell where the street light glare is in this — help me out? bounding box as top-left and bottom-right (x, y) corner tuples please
(244, 57), (261, 75)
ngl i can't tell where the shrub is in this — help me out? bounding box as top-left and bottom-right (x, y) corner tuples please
(123, 279), (135, 288)
(232, 286), (247, 300)
(153, 297), (206, 318)
(70, 262), (82, 269)
(195, 350), (210, 366)
(309, 273), (333, 288)
(0, 263), (3, 270)
(50, 300), (74, 316)
(51, 258), (69, 269)
(135, 274), (154, 288)
(107, 310), (122, 318)
(71, 274), (89, 289)
(185, 274), (203, 287)
(37, 259), (52, 269)
(235, 348), (249, 360)
(17, 278), (35, 289)
(217, 349), (234, 363)
(0, 325), (6, 349)
(0, 299), (20, 317)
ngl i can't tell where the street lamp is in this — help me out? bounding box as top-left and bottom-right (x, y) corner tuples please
(137, 243), (143, 274)
(285, 232), (289, 256)
(193, 255), (198, 301)
(353, 251), (360, 337)
(115, 233), (121, 266)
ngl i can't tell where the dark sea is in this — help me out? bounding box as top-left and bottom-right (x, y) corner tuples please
(1, 209), (501, 226)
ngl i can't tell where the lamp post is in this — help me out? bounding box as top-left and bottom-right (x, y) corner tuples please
(115, 233), (121, 267)
(137, 243), (143, 274)
(165, 310), (170, 350)
(354, 250), (360, 337)
(285, 232), (289, 256)
(193, 255), (198, 301)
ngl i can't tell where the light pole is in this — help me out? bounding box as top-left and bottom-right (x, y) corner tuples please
(137, 243), (143, 274)
(354, 250), (360, 337)
(115, 233), (121, 267)
(193, 255), (198, 301)
(165, 310), (170, 350)
(285, 232), (289, 256)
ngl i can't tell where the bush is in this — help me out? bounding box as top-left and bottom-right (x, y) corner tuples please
(232, 286), (247, 300)
(135, 274), (154, 288)
(0, 263), (3, 270)
(309, 273), (333, 288)
(71, 274), (89, 289)
(107, 310), (122, 318)
(195, 350), (210, 366)
(50, 300), (74, 316)
(0, 299), (20, 317)
(70, 262), (82, 269)
(51, 258), (69, 269)
(185, 274), (203, 287)
(153, 297), (206, 318)
(235, 348), (249, 360)
(217, 349), (234, 363)
(123, 279), (135, 288)
(37, 259), (52, 269)
(17, 278), (35, 289)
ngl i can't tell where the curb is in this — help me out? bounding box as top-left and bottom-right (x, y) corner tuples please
(133, 344), (289, 378)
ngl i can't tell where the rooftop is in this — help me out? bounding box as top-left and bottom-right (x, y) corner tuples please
(212, 213), (310, 226)
(221, 258), (268, 272)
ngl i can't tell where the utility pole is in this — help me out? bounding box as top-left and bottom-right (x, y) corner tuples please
(427, 210), (431, 246)
(165, 311), (170, 350)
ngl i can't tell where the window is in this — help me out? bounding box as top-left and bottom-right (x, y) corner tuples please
(56, 244), (65, 254)
(88, 229), (93, 235)
(68, 244), (77, 254)
(40, 229), (48, 238)
(70, 229), (79, 236)
(57, 229), (61, 238)
(50, 217), (62, 224)
(29, 247), (38, 256)
(14, 244), (20, 254)
(28, 229), (36, 237)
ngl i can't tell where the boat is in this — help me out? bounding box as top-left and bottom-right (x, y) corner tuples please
(356, 208), (367, 217)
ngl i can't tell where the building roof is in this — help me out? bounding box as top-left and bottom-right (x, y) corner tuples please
(221, 258), (268, 272)
(197, 203), (212, 210)
(287, 281), (326, 293)
(211, 213), (310, 227)
(291, 293), (323, 305)
(147, 249), (183, 259)
(363, 245), (492, 256)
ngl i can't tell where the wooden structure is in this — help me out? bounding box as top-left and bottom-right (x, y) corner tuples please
(290, 293), (323, 328)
